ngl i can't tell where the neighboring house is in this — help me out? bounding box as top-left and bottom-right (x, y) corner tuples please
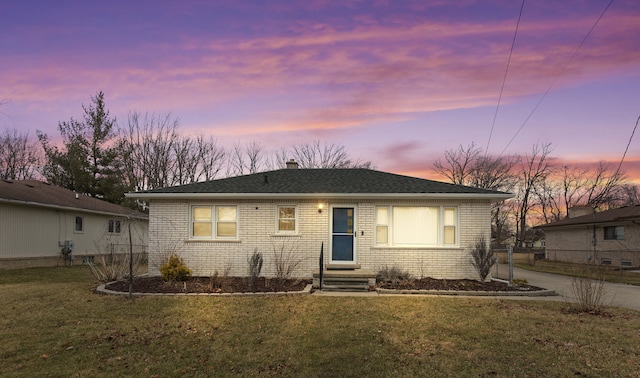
(538, 205), (640, 268)
(0, 180), (149, 269)
(127, 161), (511, 280)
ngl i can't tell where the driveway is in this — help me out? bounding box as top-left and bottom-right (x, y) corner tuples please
(493, 264), (640, 311)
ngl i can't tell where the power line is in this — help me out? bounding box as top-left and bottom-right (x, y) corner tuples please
(485, 0), (525, 156)
(499, 0), (615, 157)
(615, 115), (639, 177)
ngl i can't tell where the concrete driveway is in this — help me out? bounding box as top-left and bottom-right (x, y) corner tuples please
(493, 264), (640, 311)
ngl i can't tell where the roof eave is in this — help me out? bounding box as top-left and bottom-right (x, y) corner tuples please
(126, 192), (513, 201)
(0, 198), (148, 220)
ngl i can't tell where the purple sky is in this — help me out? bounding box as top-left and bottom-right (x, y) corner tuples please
(2, 0), (639, 181)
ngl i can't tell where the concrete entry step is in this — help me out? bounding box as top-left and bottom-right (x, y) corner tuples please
(313, 269), (376, 292)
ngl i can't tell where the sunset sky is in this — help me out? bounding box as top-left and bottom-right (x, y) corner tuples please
(2, 0), (639, 181)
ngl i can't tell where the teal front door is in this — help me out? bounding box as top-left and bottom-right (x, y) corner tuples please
(331, 206), (356, 263)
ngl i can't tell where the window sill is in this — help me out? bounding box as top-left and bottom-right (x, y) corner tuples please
(372, 245), (462, 250)
(271, 233), (301, 237)
(185, 239), (241, 243)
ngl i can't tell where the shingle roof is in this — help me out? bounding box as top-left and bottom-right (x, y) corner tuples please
(129, 168), (511, 199)
(0, 180), (147, 218)
(538, 204), (640, 229)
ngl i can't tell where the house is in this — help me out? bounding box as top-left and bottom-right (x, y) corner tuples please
(126, 161), (512, 281)
(0, 180), (149, 269)
(537, 205), (640, 268)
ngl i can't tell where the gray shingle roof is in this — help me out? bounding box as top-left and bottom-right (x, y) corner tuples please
(538, 204), (640, 229)
(129, 168), (511, 198)
(0, 180), (147, 218)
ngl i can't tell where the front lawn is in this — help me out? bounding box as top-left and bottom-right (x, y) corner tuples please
(1, 267), (639, 377)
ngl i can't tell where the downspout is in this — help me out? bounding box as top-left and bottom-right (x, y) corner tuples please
(592, 225), (597, 264)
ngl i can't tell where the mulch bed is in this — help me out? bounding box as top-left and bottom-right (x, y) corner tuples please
(377, 277), (543, 292)
(104, 276), (543, 294)
(105, 276), (311, 294)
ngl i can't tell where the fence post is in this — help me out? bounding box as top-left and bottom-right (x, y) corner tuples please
(319, 242), (324, 291)
(508, 246), (513, 284)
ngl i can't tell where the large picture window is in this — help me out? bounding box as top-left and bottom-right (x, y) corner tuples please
(277, 206), (297, 233)
(191, 206), (237, 239)
(375, 206), (458, 247)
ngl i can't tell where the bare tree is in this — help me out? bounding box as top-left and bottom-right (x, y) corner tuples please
(0, 128), (42, 180)
(514, 143), (554, 248)
(287, 141), (372, 169)
(121, 112), (226, 190)
(120, 111), (180, 191)
(432, 142), (518, 247)
(226, 141), (265, 176)
(619, 184), (640, 205)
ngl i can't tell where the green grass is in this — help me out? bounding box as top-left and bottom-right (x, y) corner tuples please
(515, 260), (640, 286)
(1, 267), (640, 377)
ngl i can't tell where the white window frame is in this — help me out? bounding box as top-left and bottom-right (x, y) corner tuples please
(190, 205), (238, 240)
(375, 205), (459, 247)
(276, 205), (298, 234)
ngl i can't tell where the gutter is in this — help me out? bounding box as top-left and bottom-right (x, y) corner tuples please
(125, 192), (514, 201)
(0, 198), (148, 220)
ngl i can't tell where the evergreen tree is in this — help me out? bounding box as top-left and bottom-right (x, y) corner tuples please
(38, 91), (130, 203)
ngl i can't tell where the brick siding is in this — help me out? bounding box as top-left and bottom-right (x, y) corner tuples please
(148, 198), (493, 279)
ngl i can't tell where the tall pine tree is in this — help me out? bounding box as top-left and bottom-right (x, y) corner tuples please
(38, 91), (130, 204)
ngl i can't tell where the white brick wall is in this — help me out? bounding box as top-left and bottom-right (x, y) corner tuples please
(148, 198), (493, 279)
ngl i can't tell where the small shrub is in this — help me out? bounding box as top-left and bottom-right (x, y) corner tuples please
(376, 265), (412, 285)
(272, 239), (303, 289)
(512, 278), (528, 286)
(88, 254), (146, 283)
(209, 263), (232, 291)
(160, 254), (192, 282)
(570, 265), (608, 313)
(247, 248), (263, 290)
(469, 235), (496, 282)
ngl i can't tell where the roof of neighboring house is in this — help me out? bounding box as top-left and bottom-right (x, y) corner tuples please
(0, 180), (147, 219)
(127, 168), (512, 200)
(538, 204), (640, 229)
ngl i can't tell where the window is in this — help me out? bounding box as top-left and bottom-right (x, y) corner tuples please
(108, 220), (121, 234)
(277, 206), (297, 233)
(375, 206), (458, 247)
(75, 216), (83, 232)
(604, 226), (624, 240)
(191, 206), (237, 239)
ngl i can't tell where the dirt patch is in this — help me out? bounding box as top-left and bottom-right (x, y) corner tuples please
(105, 276), (311, 294)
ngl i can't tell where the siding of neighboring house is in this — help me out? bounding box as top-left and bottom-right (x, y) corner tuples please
(0, 202), (148, 269)
(147, 198), (492, 279)
(544, 221), (640, 267)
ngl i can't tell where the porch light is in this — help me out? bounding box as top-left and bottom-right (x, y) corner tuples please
(318, 203), (324, 213)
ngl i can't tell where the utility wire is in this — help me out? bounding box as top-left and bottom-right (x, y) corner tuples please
(615, 115), (639, 177)
(499, 0), (614, 157)
(485, 0), (525, 156)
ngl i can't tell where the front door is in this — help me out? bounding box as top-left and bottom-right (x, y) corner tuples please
(330, 206), (356, 264)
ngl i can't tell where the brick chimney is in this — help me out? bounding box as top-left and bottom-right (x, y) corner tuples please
(567, 206), (594, 218)
(286, 159), (299, 169)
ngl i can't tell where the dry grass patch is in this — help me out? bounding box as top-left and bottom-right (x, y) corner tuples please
(516, 260), (640, 286)
(1, 267), (639, 377)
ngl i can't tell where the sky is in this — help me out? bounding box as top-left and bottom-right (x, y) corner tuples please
(2, 0), (640, 182)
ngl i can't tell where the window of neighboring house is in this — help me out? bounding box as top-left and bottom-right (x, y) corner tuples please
(108, 220), (121, 234)
(75, 216), (84, 232)
(191, 206), (237, 239)
(277, 206), (297, 233)
(604, 225), (624, 240)
(375, 206), (458, 247)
